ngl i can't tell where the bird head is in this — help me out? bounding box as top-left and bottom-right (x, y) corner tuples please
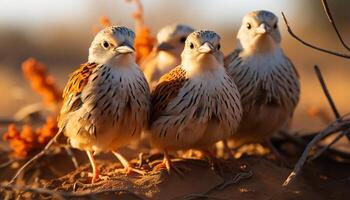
(181, 30), (224, 72)
(88, 26), (135, 66)
(237, 10), (281, 53)
(156, 24), (194, 56)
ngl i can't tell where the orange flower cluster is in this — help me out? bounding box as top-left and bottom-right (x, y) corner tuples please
(22, 58), (62, 107)
(3, 117), (58, 158)
(126, 0), (155, 64)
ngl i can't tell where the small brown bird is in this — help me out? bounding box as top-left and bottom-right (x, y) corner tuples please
(58, 26), (150, 183)
(149, 30), (242, 172)
(225, 10), (300, 148)
(141, 24), (194, 89)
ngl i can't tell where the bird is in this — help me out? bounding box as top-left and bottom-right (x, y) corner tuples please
(224, 10), (300, 150)
(149, 30), (242, 173)
(141, 24), (194, 90)
(58, 26), (150, 183)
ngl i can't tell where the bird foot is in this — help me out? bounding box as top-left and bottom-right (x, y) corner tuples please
(87, 172), (109, 183)
(153, 161), (189, 177)
(124, 165), (147, 176)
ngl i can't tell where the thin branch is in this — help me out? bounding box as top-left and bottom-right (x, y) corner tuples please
(282, 119), (350, 187)
(0, 159), (15, 169)
(314, 65), (350, 142)
(63, 145), (79, 169)
(314, 65), (341, 119)
(281, 12), (350, 59)
(9, 131), (63, 185)
(309, 128), (350, 161)
(321, 0), (350, 51)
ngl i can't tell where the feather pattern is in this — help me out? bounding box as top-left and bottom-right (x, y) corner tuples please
(225, 48), (300, 144)
(58, 63), (150, 152)
(150, 66), (242, 150)
(225, 49), (299, 114)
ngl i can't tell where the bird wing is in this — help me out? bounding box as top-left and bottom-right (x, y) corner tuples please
(150, 65), (188, 123)
(58, 62), (98, 130)
(224, 49), (241, 69)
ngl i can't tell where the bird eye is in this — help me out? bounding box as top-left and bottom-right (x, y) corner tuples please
(217, 44), (221, 50)
(180, 37), (187, 43)
(102, 41), (110, 49)
(189, 43), (194, 49)
(273, 23), (278, 29)
(246, 23), (252, 30)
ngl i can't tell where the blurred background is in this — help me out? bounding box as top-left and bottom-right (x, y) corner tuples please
(0, 0), (349, 133)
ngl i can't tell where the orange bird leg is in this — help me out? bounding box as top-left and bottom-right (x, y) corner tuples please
(112, 151), (145, 175)
(86, 151), (100, 183)
(153, 149), (185, 176)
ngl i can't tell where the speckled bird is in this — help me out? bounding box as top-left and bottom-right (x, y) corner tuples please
(149, 30), (242, 172)
(225, 10), (300, 147)
(58, 26), (150, 183)
(141, 24), (194, 90)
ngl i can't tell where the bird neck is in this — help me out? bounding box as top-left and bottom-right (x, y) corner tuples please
(106, 53), (137, 68)
(182, 54), (224, 77)
(238, 35), (280, 55)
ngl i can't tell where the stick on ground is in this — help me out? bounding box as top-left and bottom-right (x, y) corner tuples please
(282, 120), (350, 187)
(8, 131), (63, 185)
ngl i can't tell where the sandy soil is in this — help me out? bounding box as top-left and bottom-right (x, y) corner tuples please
(1, 147), (349, 200)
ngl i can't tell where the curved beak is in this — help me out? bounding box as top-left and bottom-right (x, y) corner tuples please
(115, 42), (135, 54)
(156, 42), (174, 51)
(198, 42), (214, 53)
(256, 23), (270, 34)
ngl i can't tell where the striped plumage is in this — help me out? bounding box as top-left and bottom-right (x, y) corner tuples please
(225, 10), (300, 146)
(149, 30), (242, 172)
(141, 24), (194, 90)
(58, 26), (150, 183)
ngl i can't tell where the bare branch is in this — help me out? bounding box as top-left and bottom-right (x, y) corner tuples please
(314, 65), (350, 141)
(309, 129), (350, 161)
(314, 65), (341, 119)
(321, 0), (350, 51)
(283, 119), (350, 187)
(9, 131), (63, 185)
(281, 12), (350, 59)
(63, 145), (79, 169)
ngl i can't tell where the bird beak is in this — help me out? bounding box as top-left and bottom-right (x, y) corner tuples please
(156, 42), (174, 51)
(198, 42), (214, 53)
(256, 23), (270, 34)
(115, 42), (135, 54)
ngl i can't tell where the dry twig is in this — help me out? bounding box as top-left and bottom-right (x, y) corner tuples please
(314, 65), (350, 142)
(9, 131), (62, 185)
(314, 65), (341, 119)
(320, 0), (350, 51)
(281, 12), (350, 59)
(309, 128), (350, 161)
(282, 119), (350, 186)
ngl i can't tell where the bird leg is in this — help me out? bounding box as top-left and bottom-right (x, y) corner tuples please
(112, 151), (145, 175)
(86, 150), (100, 183)
(153, 149), (185, 176)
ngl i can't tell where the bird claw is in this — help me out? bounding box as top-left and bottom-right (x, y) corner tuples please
(124, 166), (147, 176)
(87, 172), (109, 183)
(153, 161), (189, 177)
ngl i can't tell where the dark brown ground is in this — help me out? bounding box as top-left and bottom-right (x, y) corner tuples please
(0, 146), (349, 200)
